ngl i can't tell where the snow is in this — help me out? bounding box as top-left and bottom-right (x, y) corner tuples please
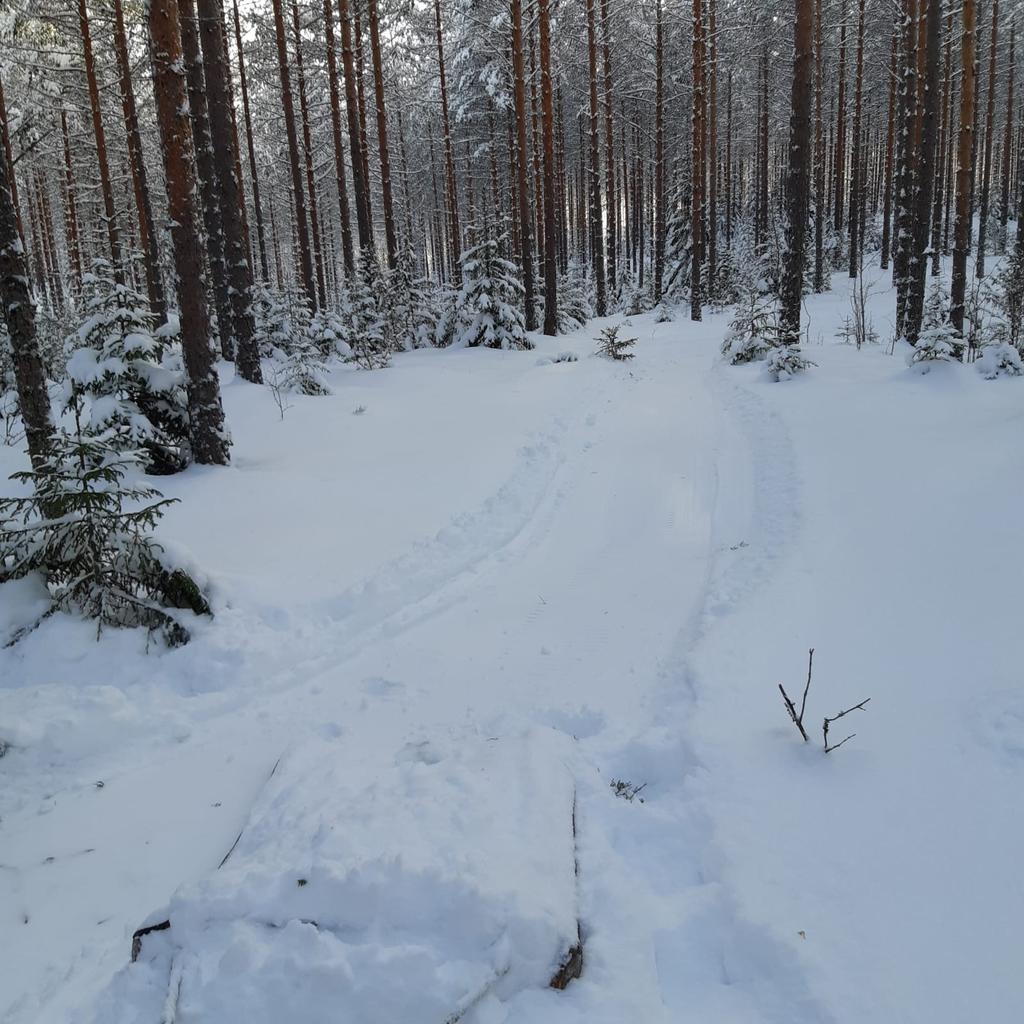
(2, 259), (1023, 1023)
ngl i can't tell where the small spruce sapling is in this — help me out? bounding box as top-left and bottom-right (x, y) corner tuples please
(908, 282), (960, 369)
(453, 231), (532, 350)
(346, 253), (392, 369)
(0, 401), (209, 646)
(596, 324), (636, 361)
(977, 246), (1024, 377)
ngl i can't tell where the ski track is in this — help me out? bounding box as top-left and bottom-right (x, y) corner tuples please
(3, 320), (827, 1024)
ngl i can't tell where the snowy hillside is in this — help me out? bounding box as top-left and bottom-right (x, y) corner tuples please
(2, 266), (1022, 1023)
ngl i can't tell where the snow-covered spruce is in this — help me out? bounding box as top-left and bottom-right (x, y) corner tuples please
(721, 290), (778, 364)
(764, 342), (812, 382)
(0, 406), (209, 647)
(978, 245), (1024, 376)
(452, 232), (532, 350)
(907, 283), (960, 370)
(252, 287), (330, 396)
(345, 254), (392, 369)
(596, 324), (636, 361)
(556, 259), (593, 334)
(65, 262), (189, 474)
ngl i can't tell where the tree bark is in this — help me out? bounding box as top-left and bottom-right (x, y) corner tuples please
(321, 0), (354, 278)
(951, 0), (976, 334)
(539, 0), (558, 334)
(78, 0), (123, 281)
(977, 0), (999, 277)
(893, 0), (918, 336)
(112, 0), (165, 319)
(148, 0), (230, 466)
(434, 0), (461, 279)
(780, 0), (815, 346)
(653, 0), (665, 302)
(232, 0), (271, 282)
(197, 0), (262, 380)
(600, 0), (616, 296)
(881, 27), (898, 270)
(707, 0), (718, 292)
(0, 141), (52, 470)
(848, 0), (866, 278)
(691, 0), (706, 320)
(999, 19), (1015, 248)
(834, 19), (848, 234)
(366, 0), (398, 268)
(270, 0), (317, 304)
(586, 0), (607, 316)
(337, 0), (372, 255)
(813, 0), (825, 290)
(511, 0), (537, 330)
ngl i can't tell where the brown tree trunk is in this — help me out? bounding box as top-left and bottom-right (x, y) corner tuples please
(0, 144), (52, 470)
(338, 0), (372, 254)
(600, 0), (616, 296)
(539, 0), (558, 334)
(833, 19), (848, 234)
(931, 12), (953, 276)
(271, 0), (317, 304)
(999, 20), (1015, 248)
(881, 27), (898, 270)
(848, 0), (866, 277)
(232, 0), (271, 282)
(691, 0), (706, 320)
(60, 108), (83, 295)
(78, 0), (123, 281)
(977, 0), (999, 277)
(290, 0), (326, 307)
(434, 0), (461, 279)
(585, 0), (606, 315)
(0, 69), (23, 244)
(905, 0), (941, 344)
(511, 0), (537, 329)
(198, 0), (262, 380)
(653, 0), (665, 302)
(321, 0), (354, 278)
(354, 6), (374, 250)
(894, 0), (919, 335)
(112, 0), (165, 319)
(180, 0), (233, 355)
(148, 0), (230, 466)
(707, 0), (718, 292)
(366, 0), (398, 268)
(951, 0), (976, 333)
(726, 69), (734, 251)
(780, 0), (815, 346)
(813, 0), (825, 290)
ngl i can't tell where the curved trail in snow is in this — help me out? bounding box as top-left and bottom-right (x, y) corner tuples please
(2, 319), (824, 1024)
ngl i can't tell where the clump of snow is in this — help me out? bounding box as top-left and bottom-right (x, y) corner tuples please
(85, 728), (580, 1024)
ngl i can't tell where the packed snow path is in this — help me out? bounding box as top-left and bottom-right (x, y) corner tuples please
(2, 277), (1023, 1022)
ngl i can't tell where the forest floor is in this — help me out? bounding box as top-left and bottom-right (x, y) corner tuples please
(1, 261), (1022, 1023)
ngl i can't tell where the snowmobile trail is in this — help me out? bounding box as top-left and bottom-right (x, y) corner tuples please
(2, 316), (826, 1024)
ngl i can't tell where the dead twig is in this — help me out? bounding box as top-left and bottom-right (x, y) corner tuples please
(778, 648), (814, 742)
(823, 698), (871, 753)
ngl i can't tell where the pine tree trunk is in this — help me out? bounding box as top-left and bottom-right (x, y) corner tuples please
(78, 0), (123, 281)
(691, 0), (705, 320)
(881, 28), (898, 270)
(59, 109), (83, 295)
(726, 69), (734, 251)
(539, 0), (559, 335)
(653, 0), (665, 302)
(197, 0), (262, 380)
(0, 145), (52, 470)
(366, 0), (398, 268)
(707, 0), (718, 293)
(290, 0), (326, 307)
(977, 0), (999, 277)
(112, 0), (165, 319)
(813, 0), (825, 290)
(951, 0), (976, 333)
(834, 19), (848, 235)
(848, 0), (866, 278)
(780, 0), (815, 345)
(905, 0), (941, 344)
(511, 0), (537, 330)
(232, 0), (271, 282)
(148, 0), (230, 466)
(0, 69), (23, 244)
(320, 0), (354, 277)
(270, 0), (317, 304)
(931, 12), (953, 276)
(354, 6), (374, 250)
(600, 0), (616, 297)
(180, 0), (233, 355)
(585, 0), (607, 316)
(434, 0), (462, 280)
(893, 0), (919, 336)
(337, 0), (372, 255)
(999, 21), (1015, 248)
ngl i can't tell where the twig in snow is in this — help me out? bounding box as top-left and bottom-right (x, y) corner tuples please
(778, 648), (815, 742)
(823, 697), (871, 753)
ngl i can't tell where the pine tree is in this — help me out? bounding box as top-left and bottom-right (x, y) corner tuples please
(65, 261), (189, 474)
(453, 232), (531, 350)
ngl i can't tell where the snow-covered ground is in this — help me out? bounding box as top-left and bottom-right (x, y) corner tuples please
(2, 263), (1022, 1022)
